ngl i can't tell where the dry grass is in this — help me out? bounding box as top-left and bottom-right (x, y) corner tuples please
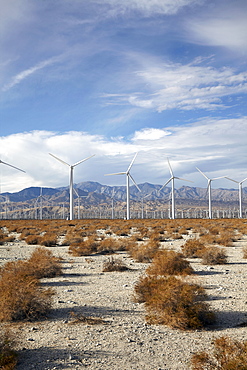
(191, 336), (247, 370)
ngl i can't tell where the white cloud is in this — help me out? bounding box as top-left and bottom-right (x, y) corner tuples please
(132, 128), (171, 141)
(0, 118), (246, 192)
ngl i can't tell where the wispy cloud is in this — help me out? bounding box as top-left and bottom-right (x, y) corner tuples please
(92, 0), (203, 16)
(2, 55), (63, 91)
(185, 10), (247, 53)
(103, 58), (247, 111)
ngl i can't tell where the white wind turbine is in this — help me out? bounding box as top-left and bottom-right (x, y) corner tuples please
(225, 177), (247, 218)
(159, 158), (192, 220)
(196, 167), (226, 219)
(105, 153), (140, 220)
(49, 153), (95, 220)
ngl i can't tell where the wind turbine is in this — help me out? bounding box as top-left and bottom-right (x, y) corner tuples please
(49, 153), (95, 220)
(196, 167), (226, 219)
(105, 153), (140, 220)
(159, 158), (192, 220)
(225, 177), (247, 218)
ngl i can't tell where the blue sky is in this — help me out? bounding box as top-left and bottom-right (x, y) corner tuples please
(0, 0), (247, 192)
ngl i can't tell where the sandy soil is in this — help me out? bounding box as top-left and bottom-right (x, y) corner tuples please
(0, 233), (247, 370)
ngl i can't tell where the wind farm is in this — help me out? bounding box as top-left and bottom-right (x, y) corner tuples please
(0, 152), (246, 220)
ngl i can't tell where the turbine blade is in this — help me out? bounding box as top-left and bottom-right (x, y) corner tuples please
(49, 153), (70, 167)
(175, 177), (193, 183)
(196, 167), (209, 180)
(159, 177), (172, 192)
(167, 158), (174, 176)
(73, 154), (95, 167)
(129, 173), (141, 192)
(105, 172), (126, 176)
(127, 152), (138, 173)
(73, 187), (79, 197)
(240, 177), (247, 184)
(225, 177), (238, 184)
(0, 160), (25, 173)
(212, 176), (227, 180)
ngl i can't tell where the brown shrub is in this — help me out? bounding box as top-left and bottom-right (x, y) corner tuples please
(147, 250), (194, 276)
(40, 233), (58, 247)
(201, 246), (228, 265)
(181, 239), (206, 258)
(0, 262), (54, 321)
(25, 234), (42, 245)
(97, 238), (122, 254)
(134, 275), (215, 330)
(0, 329), (18, 369)
(26, 247), (62, 278)
(243, 246), (247, 259)
(69, 236), (98, 256)
(128, 240), (160, 263)
(102, 257), (129, 272)
(191, 336), (247, 370)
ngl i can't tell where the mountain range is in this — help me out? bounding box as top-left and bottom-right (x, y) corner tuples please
(1, 181), (246, 206)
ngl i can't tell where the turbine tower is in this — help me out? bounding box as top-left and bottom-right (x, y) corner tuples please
(49, 153), (95, 220)
(159, 158), (192, 219)
(105, 153), (140, 220)
(226, 177), (247, 218)
(196, 167), (226, 219)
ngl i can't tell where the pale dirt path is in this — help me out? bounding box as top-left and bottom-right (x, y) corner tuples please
(0, 237), (247, 370)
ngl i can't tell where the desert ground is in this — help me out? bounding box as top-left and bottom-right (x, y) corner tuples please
(0, 219), (247, 370)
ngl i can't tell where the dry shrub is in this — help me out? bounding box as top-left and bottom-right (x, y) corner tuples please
(27, 247), (62, 278)
(69, 236), (98, 256)
(0, 329), (18, 369)
(201, 246), (227, 265)
(181, 239), (206, 258)
(191, 336), (247, 370)
(0, 231), (15, 245)
(243, 246), (247, 259)
(102, 257), (129, 272)
(40, 233), (58, 247)
(134, 275), (215, 330)
(147, 250), (194, 276)
(25, 234), (42, 245)
(97, 238), (122, 254)
(0, 262), (54, 321)
(128, 240), (160, 262)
